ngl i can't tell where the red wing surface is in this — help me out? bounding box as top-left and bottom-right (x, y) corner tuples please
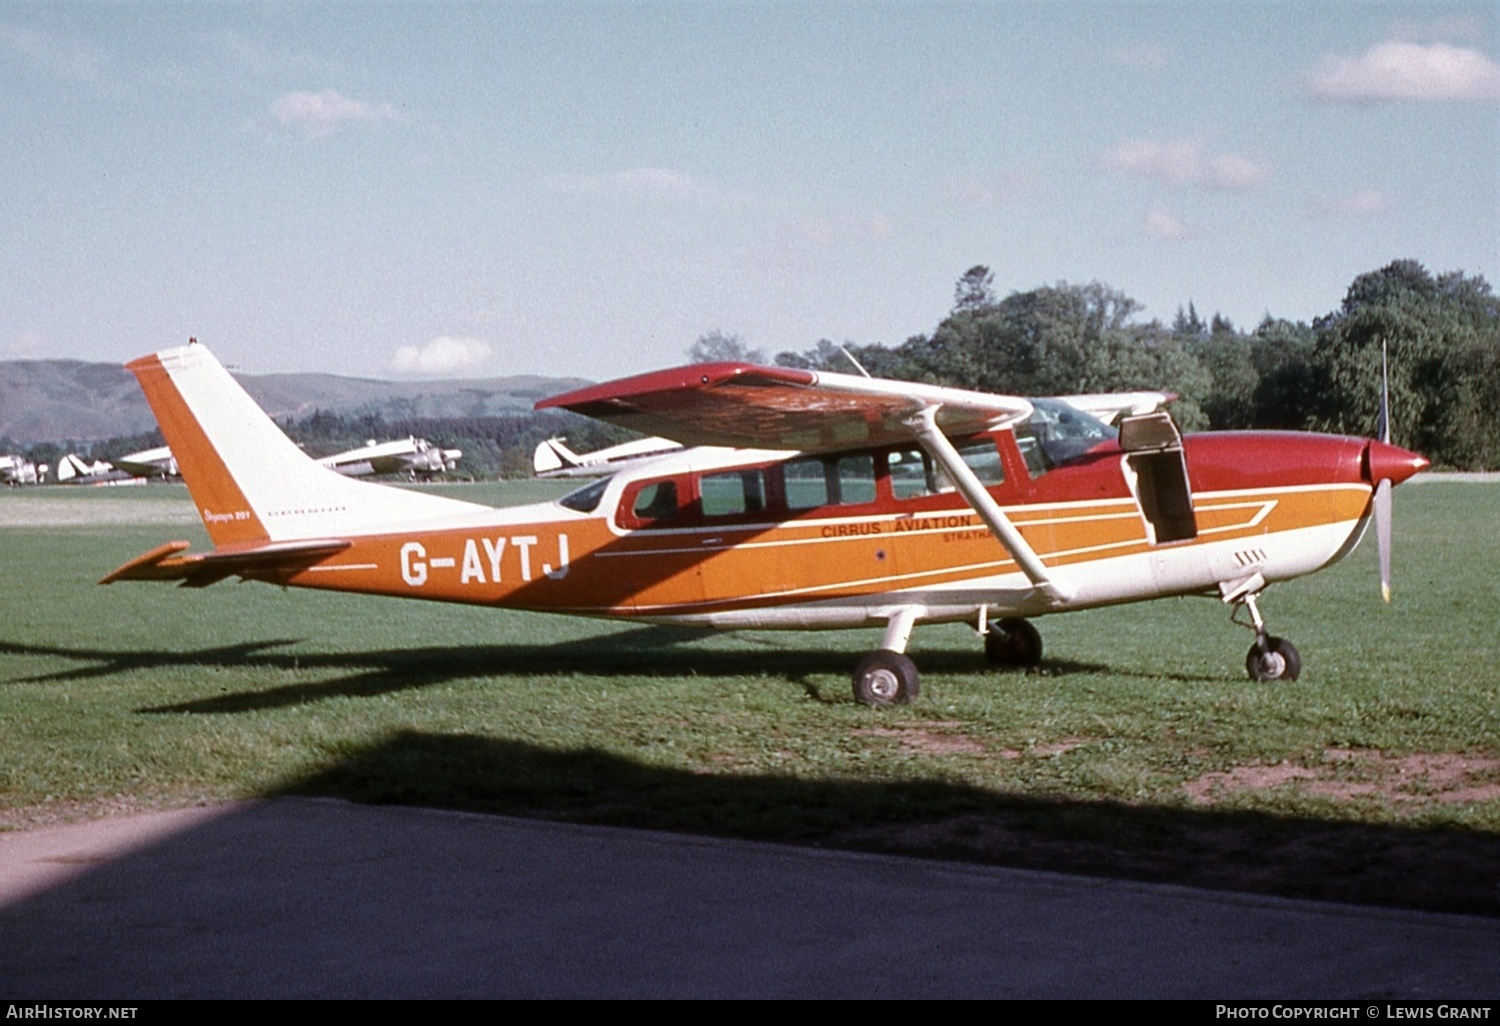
(537, 362), (1031, 453)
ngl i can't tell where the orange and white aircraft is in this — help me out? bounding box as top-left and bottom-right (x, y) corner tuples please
(103, 340), (1427, 706)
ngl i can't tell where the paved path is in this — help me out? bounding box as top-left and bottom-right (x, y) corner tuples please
(1, 798), (1496, 998)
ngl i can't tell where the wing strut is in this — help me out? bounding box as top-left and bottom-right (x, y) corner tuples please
(909, 406), (1073, 606)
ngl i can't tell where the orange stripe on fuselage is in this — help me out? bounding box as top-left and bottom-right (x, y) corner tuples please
(127, 354), (267, 547)
(262, 482), (1372, 617)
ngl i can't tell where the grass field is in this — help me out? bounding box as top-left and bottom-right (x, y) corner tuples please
(2, 479), (1497, 915)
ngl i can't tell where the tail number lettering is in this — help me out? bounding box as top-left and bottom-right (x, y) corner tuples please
(403, 534), (570, 588)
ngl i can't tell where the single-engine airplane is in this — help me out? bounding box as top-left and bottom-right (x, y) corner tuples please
(104, 340), (1427, 706)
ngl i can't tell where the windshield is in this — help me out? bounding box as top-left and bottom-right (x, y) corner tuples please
(1014, 399), (1117, 475)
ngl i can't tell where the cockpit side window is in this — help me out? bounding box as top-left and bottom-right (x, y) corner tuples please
(888, 439), (1004, 500)
(887, 448), (938, 499)
(951, 439), (1006, 487)
(1014, 400), (1117, 477)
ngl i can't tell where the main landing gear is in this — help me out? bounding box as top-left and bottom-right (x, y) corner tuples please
(852, 607), (921, 707)
(984, 617), (1043, 668)
(851, 650), (920, 707)
(851, 609), (1048, 707)
(1229, 589), (1301, 683)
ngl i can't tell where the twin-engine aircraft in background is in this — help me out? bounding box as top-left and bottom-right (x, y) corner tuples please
(56, 445), (178, 485)
(317, 437), (462, 479)
(59, 438), (459, 486)
(103, 340), (1427, 706)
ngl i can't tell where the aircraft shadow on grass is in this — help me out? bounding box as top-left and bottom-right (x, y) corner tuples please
(289, 730), (1500, 919)
(0, 627), (1122, 715)
(1, 634), (1495, 921)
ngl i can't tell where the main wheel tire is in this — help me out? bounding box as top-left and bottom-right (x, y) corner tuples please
(852, 650), (920, 707)
(1246, 636), (1301, 682)
(985, 618), (1043, 667)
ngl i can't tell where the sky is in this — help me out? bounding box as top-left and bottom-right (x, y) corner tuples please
(2, 1), (1496, 382)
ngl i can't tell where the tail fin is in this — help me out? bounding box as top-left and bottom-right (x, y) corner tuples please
(532, 437), (583, 476)
(128, 341), (491, 547)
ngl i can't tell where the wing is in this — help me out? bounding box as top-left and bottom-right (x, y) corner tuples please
(540, 363), (1071, 604)
(536, 363), (1033, 453)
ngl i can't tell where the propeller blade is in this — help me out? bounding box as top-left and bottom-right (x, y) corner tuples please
(1375, 477), (1392, 603)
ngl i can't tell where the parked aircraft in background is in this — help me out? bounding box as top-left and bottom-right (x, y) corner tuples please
(0, 454), (42, 485)
(533, 435), (683, 478)
(112, 445), (179, 479)
(55, 454), (123, 484)
(317, 437), (462, 479)
(104, 341), (1426, 706)
(53, 445), (175, 485)
(56, 437), (458, 486)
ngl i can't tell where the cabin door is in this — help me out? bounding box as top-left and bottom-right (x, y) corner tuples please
(1119, 412), (1198, 546)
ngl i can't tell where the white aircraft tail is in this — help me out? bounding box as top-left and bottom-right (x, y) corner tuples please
(127, 341), (491, 547)
(532, 437), (584, 476)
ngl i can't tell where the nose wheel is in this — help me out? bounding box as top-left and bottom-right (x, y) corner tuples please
(1246, 635), (1301, 682)
(1229, 588), (1302, 682)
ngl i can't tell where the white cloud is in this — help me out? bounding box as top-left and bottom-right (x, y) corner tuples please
(1306, 41), (1500, 102)
(5, 331), (47, 359)
(1315, 189), (1391, 217)
(1143, 207), (1204, 241)
(1101, 138), (1271, 191)
(545, 167), (729, 203)
(939, 171), (1031, 206)
(271, 89), (399, 137)
(390, 336), (493, 376)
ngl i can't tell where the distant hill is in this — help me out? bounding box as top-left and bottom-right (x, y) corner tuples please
(0, 359), (592, 445)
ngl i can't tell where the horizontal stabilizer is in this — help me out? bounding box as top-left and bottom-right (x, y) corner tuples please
(101, 538), (350, 588)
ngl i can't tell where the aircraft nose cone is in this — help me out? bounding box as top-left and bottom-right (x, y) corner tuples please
(1363, 439), (1429, 486)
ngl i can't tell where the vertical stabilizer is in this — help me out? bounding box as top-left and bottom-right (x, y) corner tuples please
(127, 342), (492, 546)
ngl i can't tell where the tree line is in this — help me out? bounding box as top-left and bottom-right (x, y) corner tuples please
(761, 260), (1499, 470)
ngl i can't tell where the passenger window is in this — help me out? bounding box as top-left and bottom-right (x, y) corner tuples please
(783, 458), (830, 511)
(701, 469), (767, 517)
(780, 454), (876, 508)
(831, 454), (876, 505)
(631, 480), (679, 522)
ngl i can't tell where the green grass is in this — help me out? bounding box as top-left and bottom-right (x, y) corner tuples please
(2, 479), (1497, 914)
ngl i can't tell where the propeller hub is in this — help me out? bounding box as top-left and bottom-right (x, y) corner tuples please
(1362, 440), (1428, 486)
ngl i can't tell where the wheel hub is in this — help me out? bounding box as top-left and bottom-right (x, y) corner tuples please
(865, 668), (899, 701)
(1260, 651), (1285, 678)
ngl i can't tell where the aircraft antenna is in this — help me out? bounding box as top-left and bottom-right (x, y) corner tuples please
(839, 345), (872, 378)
